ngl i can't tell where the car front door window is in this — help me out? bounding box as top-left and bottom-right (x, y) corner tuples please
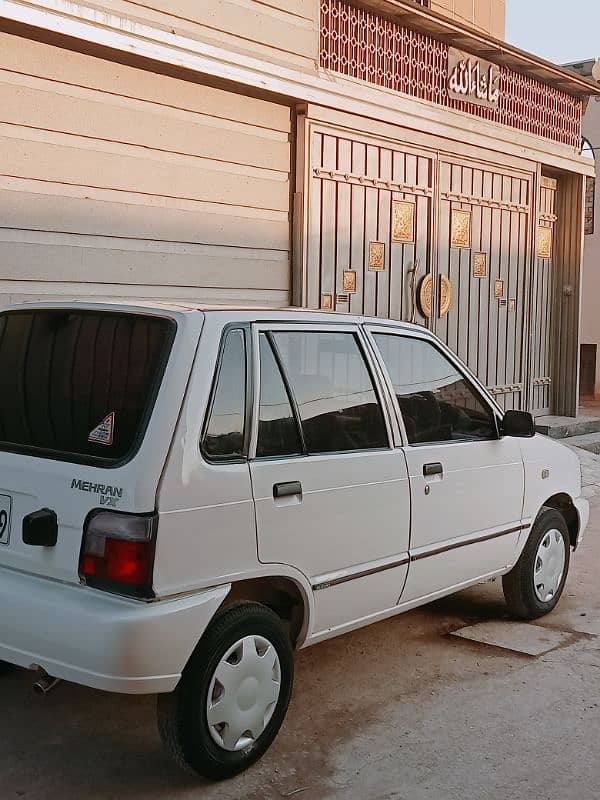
(372, 333), (497, 444)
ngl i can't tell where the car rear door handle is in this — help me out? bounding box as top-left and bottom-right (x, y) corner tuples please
(273, 481), (302, 499)
(423, 462), (443, 478)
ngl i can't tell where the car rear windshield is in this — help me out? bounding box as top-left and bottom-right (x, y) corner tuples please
(0, 309), (175, 466)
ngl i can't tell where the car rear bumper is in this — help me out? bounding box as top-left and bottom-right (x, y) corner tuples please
(0, 566), (229, 694)
(574, 495), (590, 548)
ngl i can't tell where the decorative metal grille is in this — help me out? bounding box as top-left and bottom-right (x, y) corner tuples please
(320, 0), (582, 149)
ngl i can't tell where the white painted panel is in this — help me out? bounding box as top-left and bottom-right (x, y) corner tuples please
(312, 565), (409, 634)
(402, 438), (525, 601)
(251, 448), (411, 634)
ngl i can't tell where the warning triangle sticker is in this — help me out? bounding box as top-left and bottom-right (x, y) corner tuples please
(88, 412), (115, 446)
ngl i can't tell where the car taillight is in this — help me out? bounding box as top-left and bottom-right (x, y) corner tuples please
(79, 510), (158, 598)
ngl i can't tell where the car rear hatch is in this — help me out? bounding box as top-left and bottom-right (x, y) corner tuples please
(0, 304), (196, 585)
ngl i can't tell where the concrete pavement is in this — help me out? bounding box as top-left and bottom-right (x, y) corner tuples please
(1, 474), (599, 798)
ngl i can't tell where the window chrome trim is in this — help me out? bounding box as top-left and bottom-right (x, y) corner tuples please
(310, 523), (529, 591)
(409, 524), (529, 562)
(312, 553), (410, 591)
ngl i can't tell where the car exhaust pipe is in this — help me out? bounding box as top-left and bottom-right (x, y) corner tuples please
(32, 670), (61, 696)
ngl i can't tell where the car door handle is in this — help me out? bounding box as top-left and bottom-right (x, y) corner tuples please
(423, 462), (443, 477)
(273, 481), (303, 499)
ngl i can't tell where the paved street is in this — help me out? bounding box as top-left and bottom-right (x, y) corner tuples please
(2, 449), (600, 800)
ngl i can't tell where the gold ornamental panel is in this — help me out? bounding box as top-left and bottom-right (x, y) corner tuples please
(392, 200), (415, 244)
(473, 252), (487, 278)
(439, 275), (452, 318)
(541, 176), (558, 191)
(451, 209), (472, 249)
(418, 274), (433, 318)
(321, 293), (333, 310)
(508, 299), (516, 312)
(494, 280), (504, 299)
(538, 225), (553, 260)
(369, 241), (385, 271)
(343, 270), (357, 293)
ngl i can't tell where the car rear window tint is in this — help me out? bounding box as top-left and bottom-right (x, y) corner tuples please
(202, 329), (247, 461)
(0, 309), (175, 465)
(257, 334), (302, 458)
(271, 331), (388, 454)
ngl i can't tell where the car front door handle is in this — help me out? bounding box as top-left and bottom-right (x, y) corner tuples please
(273, 481), (303, 499)
(423, 462), (443, 478)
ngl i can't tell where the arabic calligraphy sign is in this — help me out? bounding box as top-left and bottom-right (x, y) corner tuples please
(448, 48), (500, 108)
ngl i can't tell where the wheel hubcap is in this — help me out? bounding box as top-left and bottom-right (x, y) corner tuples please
(206, 635), (281, 752)
(533, 529), (566, 603)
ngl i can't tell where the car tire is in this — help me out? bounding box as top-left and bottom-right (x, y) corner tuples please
(157, 601), (294, 780)
(503, 507), (571, 620)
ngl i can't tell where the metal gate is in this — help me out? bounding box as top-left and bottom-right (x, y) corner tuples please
(434, 160), (531, 412)
(305, 128), (557, 415)
(529, 176), (557, 415)
(307, 130), (433, 321)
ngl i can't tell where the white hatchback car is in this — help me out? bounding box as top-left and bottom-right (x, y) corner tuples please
(0, 302), (588, 779)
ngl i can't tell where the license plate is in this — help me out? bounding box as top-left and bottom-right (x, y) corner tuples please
(0, 494), (11, 545)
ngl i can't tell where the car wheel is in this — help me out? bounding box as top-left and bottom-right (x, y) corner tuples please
(503, 507), (570, 620)
(157, 601), (294, 780)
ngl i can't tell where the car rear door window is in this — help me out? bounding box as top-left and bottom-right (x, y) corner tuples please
(257, 334), (303, 459)
(202, 329), (247, 461)
(0, 309), (175, 465)
(373, 333), (497, 444)
(271, 331), (388, 454)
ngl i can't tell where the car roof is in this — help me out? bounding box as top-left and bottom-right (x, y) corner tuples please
(0, 299), (429, 335)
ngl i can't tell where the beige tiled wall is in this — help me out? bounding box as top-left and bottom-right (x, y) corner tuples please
(0, 31), (293, 308)
(429, 0), (506, 40)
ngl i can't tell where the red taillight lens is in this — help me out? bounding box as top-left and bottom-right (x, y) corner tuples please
(80, 511), (158, 598)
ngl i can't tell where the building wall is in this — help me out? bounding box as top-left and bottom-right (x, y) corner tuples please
(581, 97), (600, 395)
(90, 0), (319, 71)
(429, 0), (506, 39)
(0, 31), (292, 307)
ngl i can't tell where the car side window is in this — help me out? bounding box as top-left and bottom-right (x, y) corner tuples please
(373, 333), (497, 445)
(202, 329), (247, 461)
(257, 334), (303, 458)
(271, 330), (388, 454)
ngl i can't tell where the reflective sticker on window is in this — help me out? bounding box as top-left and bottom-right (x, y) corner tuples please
(88, 412), (115, 446)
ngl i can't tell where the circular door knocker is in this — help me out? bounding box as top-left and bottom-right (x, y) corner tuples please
(439, 275), (452, 318)
(418, 274), (433, 318)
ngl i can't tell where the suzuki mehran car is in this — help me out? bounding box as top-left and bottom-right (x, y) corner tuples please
(0, 301), (588, 780)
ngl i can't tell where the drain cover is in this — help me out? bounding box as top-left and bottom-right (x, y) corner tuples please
(451, 621), (572, 656)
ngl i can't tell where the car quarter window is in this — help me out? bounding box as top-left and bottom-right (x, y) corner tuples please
(372, 333), (497, 445)
(270, 330), (389, 454)
(257, 334), (303, 459)
(202, 329), (247, 461)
